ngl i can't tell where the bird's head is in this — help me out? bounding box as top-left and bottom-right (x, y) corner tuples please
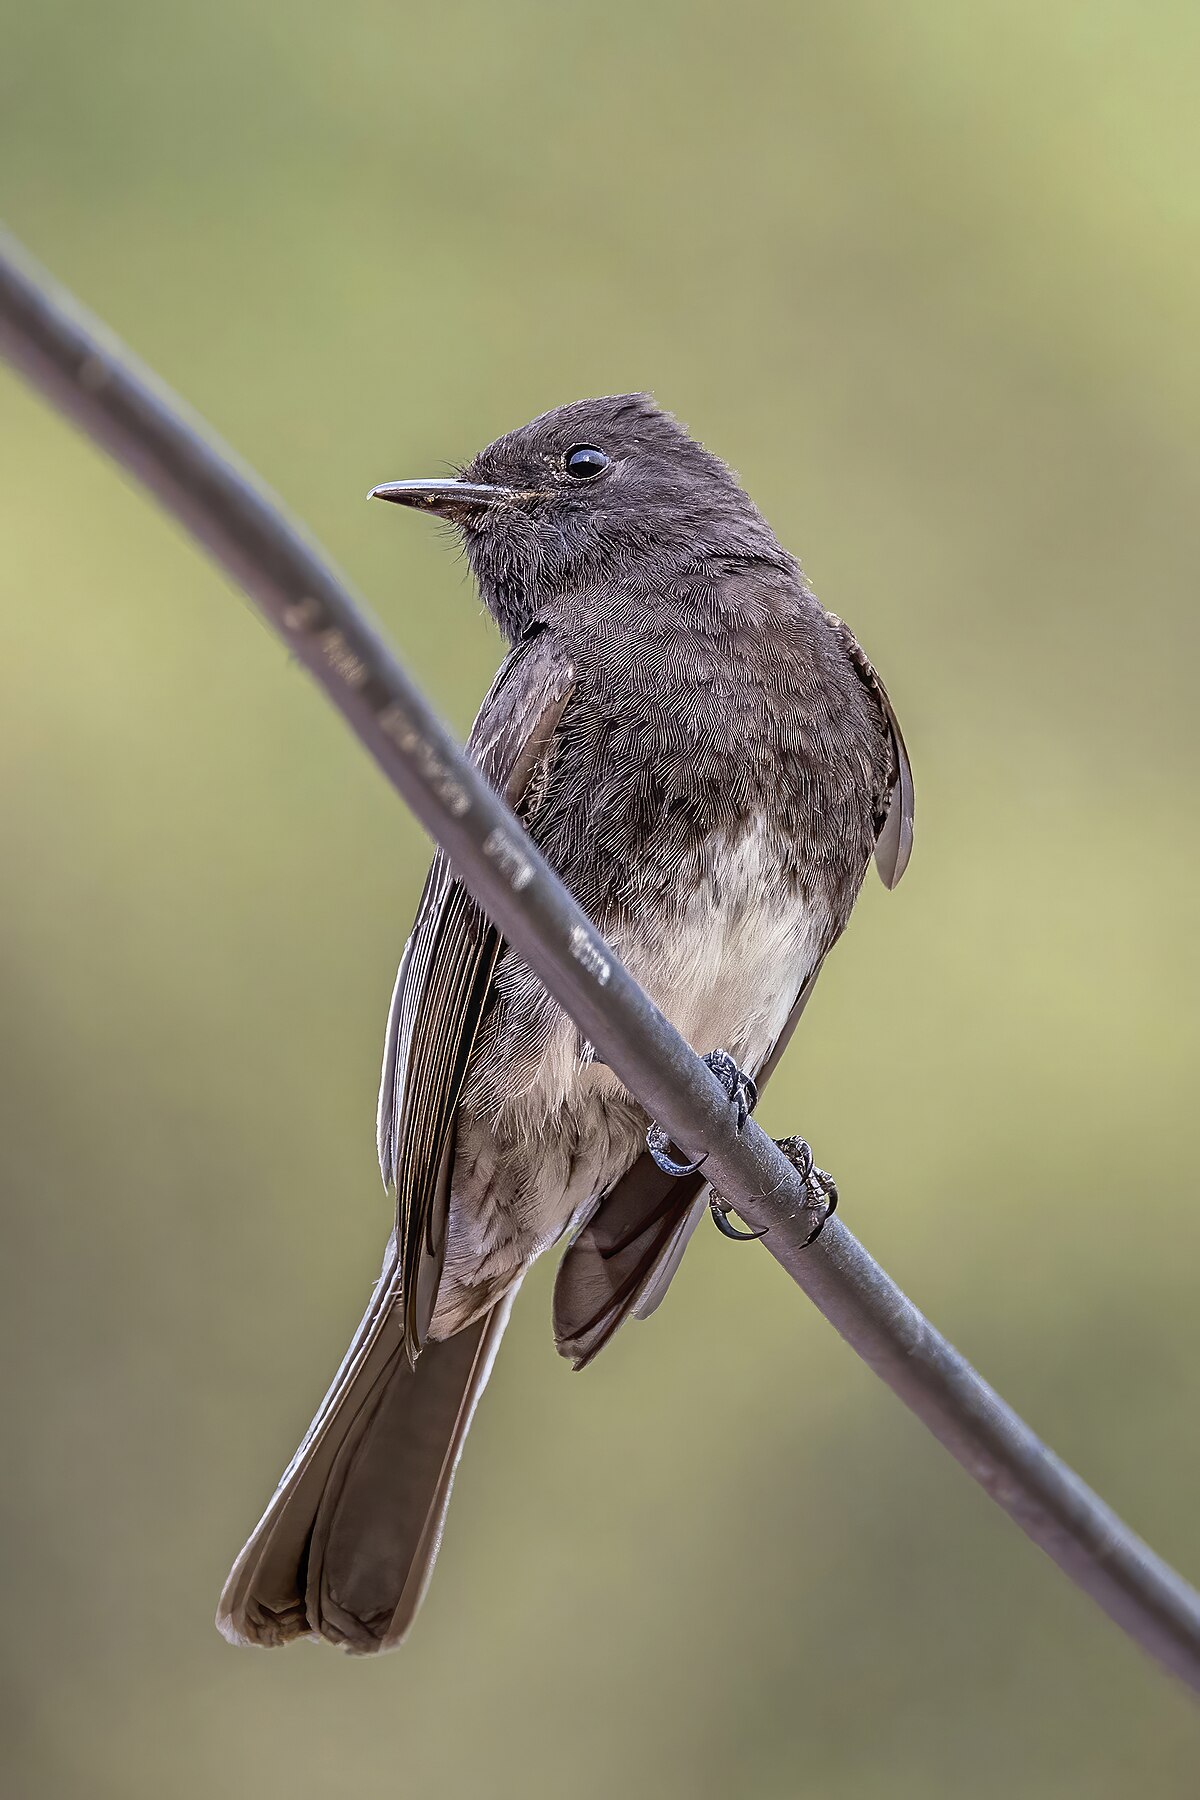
(371, 394), (783, 638)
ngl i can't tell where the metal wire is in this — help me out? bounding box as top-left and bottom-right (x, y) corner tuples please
(3, 228), (1197, 1693)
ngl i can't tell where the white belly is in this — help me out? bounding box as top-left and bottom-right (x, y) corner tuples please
(617, 818), (828, 1074)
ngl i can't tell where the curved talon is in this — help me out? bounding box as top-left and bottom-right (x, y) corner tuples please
(709, 1196), (768, 1241)
(646, 1122), (706, 1178)
(799, 1173), (839, 1248)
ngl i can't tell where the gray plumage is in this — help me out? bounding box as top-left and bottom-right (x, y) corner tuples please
(217, 394), (913, 1653)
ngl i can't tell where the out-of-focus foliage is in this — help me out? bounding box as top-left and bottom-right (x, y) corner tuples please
(2, 4), (1198, 1794)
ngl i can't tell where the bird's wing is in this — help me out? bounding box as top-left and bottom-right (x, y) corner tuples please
(377, 628), (575, 1351)
(825, 612), (915, 889)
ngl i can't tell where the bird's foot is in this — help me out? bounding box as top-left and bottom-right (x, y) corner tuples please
(709, 1137), (838, 1246)
(645, 1048), (759, 1177)
(774, 1135), (839, 1246)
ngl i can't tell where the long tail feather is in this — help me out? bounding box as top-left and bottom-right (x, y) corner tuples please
(217, 1241), (516, 1652)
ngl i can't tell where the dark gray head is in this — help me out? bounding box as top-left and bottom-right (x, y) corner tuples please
(371, 394), (791, 639)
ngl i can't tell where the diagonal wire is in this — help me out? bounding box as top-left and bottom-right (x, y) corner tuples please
(1, 227), (1197, 1693)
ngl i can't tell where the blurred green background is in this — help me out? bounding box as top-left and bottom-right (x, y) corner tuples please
(2, 2), (1198, 1794)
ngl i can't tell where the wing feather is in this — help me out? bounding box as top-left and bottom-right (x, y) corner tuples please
(376, 631), (575, 1352)
(825, 612), (914, 889)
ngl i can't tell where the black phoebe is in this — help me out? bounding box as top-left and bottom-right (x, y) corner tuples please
(218, 395), (913, 1653)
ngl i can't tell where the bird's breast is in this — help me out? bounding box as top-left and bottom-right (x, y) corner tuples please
(610, 814), (831, 1076)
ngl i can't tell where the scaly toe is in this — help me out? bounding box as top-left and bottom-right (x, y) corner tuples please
(646, 1120), (706, 1178)
(703, 1049), (759, 1131)
(799, 1170), (839, 1247)
(774, 1134), (815, 1182)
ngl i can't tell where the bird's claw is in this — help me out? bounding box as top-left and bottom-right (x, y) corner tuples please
(645, 1123), (705, 1178)
(775, 1135), (838, 1246)
(709, 1194), (768, 1240)
(704, 1048), (759, 1130)
(645, 1048), (759, 1177)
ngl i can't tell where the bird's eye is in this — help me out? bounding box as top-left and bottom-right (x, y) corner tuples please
(564, 445), (609, 480)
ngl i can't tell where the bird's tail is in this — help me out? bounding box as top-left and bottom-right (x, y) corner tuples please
(217, 1237), (517, 1653)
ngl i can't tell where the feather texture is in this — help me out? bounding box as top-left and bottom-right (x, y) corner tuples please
(376, 633), (575, 1352)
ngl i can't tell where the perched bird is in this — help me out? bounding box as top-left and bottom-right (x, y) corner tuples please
(217, 394), (913, 1653)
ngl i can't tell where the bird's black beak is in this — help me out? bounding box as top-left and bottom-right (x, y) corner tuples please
(368, 478), (522, 512)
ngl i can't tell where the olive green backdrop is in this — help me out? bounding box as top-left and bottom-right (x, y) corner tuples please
(2, 3), (1198, 1795)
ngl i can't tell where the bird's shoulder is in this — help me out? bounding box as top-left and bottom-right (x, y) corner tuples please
(466, 623), (577, 792)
